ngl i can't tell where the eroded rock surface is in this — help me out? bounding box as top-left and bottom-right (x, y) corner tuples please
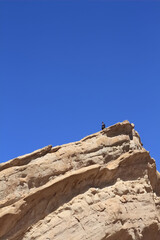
(0, 120), (160, 240)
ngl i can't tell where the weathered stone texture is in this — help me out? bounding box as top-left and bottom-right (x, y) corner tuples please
(0, 120), (159, 240)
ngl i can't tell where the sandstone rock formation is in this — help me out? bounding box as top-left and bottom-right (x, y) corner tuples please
(0, 120), (160, 240)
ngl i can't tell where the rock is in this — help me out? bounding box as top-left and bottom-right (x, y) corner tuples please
(0, 120), (160, 240)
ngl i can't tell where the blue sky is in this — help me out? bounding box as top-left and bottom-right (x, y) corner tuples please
(1, 1), (160, 172)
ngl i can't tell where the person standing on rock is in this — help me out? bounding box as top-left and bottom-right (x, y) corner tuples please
(102, 122), (105, 130)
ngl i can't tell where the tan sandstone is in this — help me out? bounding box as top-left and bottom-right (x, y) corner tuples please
(0, 120), (160, 240)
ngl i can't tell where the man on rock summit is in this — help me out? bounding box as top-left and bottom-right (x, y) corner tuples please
(101, 122), (105, 130)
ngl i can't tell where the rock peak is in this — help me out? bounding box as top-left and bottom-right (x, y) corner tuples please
(0, 121), (160, 240)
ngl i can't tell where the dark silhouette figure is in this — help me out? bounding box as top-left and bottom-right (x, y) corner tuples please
(102, 121), (105, 130)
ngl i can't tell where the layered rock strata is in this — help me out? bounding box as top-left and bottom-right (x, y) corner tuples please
(0, 120), (160, 240)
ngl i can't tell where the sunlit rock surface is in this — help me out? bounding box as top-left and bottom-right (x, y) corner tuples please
(0, 120), (160, 240)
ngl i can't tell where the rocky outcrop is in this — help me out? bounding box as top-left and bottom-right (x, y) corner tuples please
(0, 120), (160, 240)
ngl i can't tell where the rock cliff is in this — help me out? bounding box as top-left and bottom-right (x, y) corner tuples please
(0, 120), (160, 240)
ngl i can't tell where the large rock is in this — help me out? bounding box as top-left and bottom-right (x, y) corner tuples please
(0, 120), (160, 240)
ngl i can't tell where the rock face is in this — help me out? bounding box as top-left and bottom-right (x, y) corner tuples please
(0, 120), (160, 240)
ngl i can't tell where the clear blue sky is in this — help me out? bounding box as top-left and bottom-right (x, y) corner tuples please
(1, 1), (160, 172)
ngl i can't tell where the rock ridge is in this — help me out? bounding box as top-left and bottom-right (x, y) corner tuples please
(0, 120), (159, 240)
